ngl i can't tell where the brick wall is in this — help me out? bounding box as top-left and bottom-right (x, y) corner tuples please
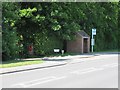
(67, 35), (83, 53)
(67, 35), (90, 53)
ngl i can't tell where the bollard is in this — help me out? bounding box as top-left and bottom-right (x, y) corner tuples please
(61, 50), (64, 55)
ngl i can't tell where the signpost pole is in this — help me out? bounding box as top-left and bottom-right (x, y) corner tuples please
(91, 34), (93, 52)
(92, 45), (93, 52)
(91, 28), (96, 53)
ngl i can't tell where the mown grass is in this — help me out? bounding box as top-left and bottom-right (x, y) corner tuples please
(1, 49), (118, 68)
(94, 49), (119, 53)
(0, 59), (43, 68)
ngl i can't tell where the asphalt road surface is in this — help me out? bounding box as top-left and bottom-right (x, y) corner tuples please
(1, 53), (118, 88)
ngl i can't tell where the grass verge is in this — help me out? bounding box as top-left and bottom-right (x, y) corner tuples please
(0, 59), (43, 68)
(94, 49), (119, 53)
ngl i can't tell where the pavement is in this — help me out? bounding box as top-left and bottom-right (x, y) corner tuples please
(0, 52), (119, 75)
(0, 53), (97, 75)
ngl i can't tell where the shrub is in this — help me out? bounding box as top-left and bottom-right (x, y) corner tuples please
(34, 32), (63, 55)
(2, 29), (21, 61)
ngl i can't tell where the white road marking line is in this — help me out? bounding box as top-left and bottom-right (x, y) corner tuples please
(71, 63), (118, 75)
(11, 76), (66, 88)
(71, 67), (103, 75)
(11, 76), (55, 87)
(23, 76), (56, 85)
(80, 68), (104, 74)
(15, 83), (26, 88)
(11, 63), (118, 88)
(102, 63), (118, 68)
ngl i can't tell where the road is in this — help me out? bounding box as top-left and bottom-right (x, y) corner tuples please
(1, 53), (118, 88)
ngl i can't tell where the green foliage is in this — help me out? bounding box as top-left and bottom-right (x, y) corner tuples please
(2, 29), (20, 60)
(2, 2), (22, 60)
(19, 7), (45, 22)
(118, 2), (120, 51)
(0, 32), (1, 53)
(2, 2), (119, 60)
(19, 7), (37, 17)
(47, 3), (81, 40)
(34, 32), (63, 55)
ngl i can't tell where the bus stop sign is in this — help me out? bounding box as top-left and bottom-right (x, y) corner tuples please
(92, 29), (96, 35)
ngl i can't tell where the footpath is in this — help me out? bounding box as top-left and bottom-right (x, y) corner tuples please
(0, 52), (119, 75)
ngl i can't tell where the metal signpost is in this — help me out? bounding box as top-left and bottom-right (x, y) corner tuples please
(91, 28), (96, 52)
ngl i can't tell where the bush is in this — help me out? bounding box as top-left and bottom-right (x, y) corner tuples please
(34, 32), (63, 55)
(2, 29), (21, 61)
(0, 31), (2, 58)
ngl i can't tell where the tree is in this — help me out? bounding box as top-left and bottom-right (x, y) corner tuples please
(2, 2), (21, 60)
(2, 2), (119, 59)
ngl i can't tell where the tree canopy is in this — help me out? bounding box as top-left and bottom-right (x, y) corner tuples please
(2, 2), (119, 60)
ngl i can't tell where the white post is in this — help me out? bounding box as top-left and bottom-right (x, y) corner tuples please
(91, 28), (96, 53)
(62, 50), (64, 55)
(92, 44), (93, 52)
(91, 34), (93, 52)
